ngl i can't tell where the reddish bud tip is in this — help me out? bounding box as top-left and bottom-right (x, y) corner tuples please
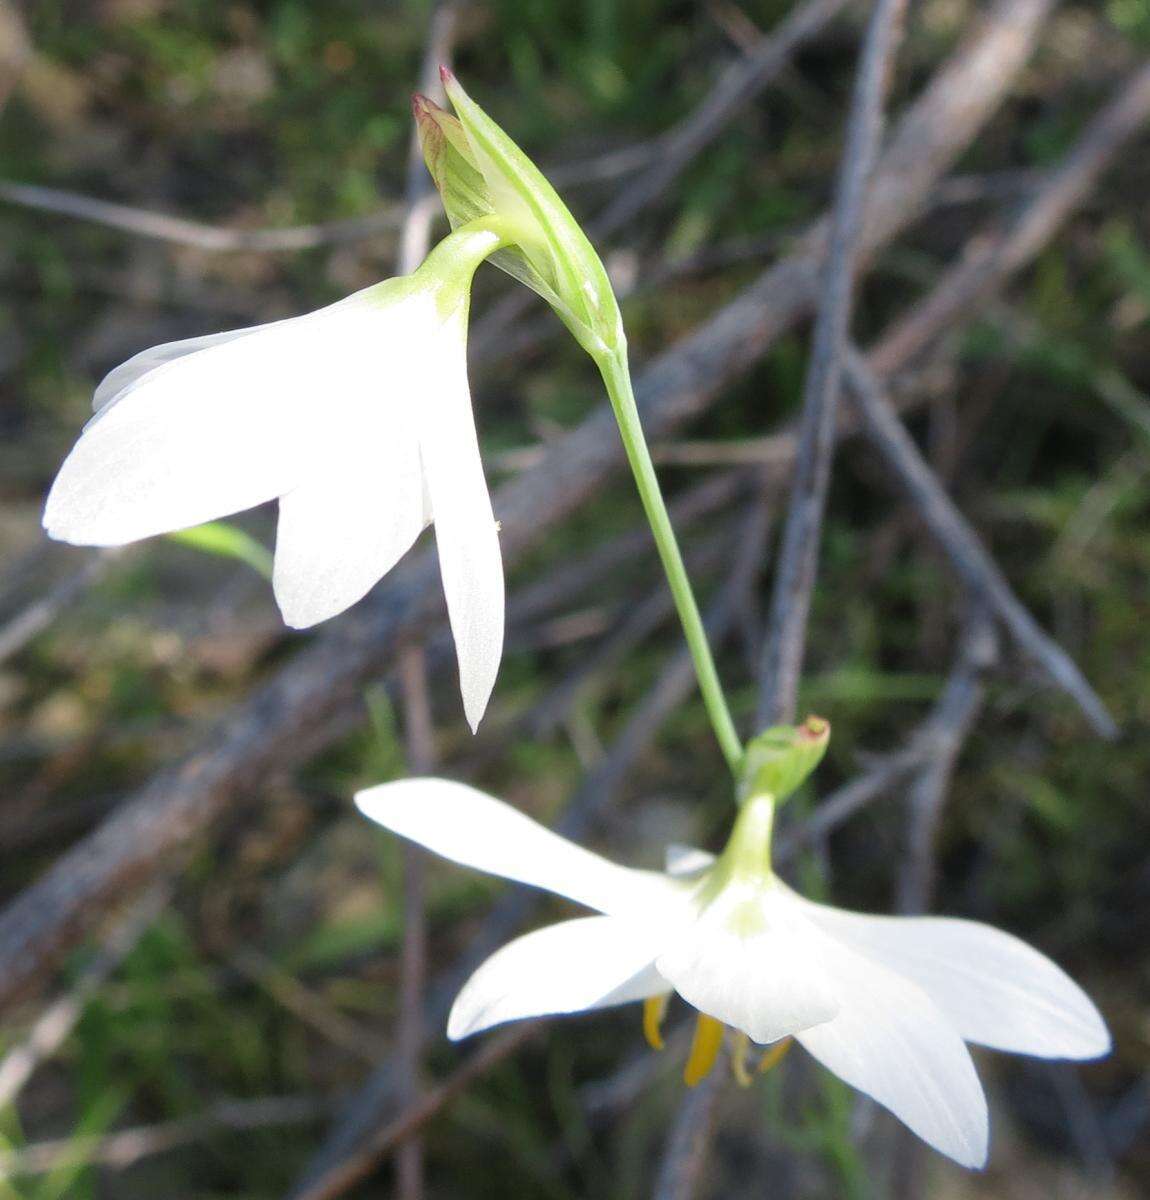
(798, 715), (830, 742)
(412, 93), (447, 123)
(439, 64), (456, 85)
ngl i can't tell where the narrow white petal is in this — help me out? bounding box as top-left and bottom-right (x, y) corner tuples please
(44, 300), (381, 547)
(355, 778), (682, 918)
(795, 935), (988, 1169)
(448, 916), (663, 1040)
(801, 899), (1110, 1060)
(417, 306), (503, 731)
(656, 880), (838, 1045)
(272, 405), (429, 628)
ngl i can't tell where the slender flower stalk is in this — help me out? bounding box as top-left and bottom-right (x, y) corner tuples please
(598, 352), (743, 773)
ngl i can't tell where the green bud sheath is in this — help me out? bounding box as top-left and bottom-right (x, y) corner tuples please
(412, 95), (494, 230)
(738, 717), (830, 806)
(414, 70), (624, 361)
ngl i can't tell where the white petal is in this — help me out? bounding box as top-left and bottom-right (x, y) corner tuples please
(801, 900), (1110, 1060)
(448, 916), (664, 1040)
(355, 777), (682, 918)
(655, 879), (838, 1045)
(795, 935), (988, 1169)
(44, 298), (381, 548)
(272, 404), (429, 629)
(92, 325), (272, 413)
(417, 306), (503, 731)
(92, 292), (369, 414)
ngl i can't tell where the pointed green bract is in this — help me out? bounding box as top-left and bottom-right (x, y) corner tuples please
(413, 96), (496, 232)
(413, 96), (569, 329)
(738, 717), (830, 805)
(415, 72), (624, 361)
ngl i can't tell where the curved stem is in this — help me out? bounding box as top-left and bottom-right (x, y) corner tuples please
(598, 350), (743, 775)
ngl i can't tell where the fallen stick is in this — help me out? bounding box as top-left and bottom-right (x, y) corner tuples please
(290, 1025), (541, 1200)
(0, 1092), (340, 1177)
(757, 0), (908, 725)
(845, 345), (1117, 737)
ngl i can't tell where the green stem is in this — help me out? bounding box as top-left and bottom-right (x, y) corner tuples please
(598, 350), (744, 775)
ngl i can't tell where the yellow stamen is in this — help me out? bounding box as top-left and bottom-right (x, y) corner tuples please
(684, 1014), (725, 1086)
(643, 994), (670, 1051)
(731, 1032), (754, 1087)
(758, 1037), (793, 1075)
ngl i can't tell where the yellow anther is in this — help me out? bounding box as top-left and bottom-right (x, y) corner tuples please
(731, 1032), (754, 1087)
(684, 1014), (725, 1087)
(643, 994), (670, 1051)
(758, 1037), (793, 1075)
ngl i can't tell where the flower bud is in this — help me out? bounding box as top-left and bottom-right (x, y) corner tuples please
(738, 716), (830, 805)
(414, 71), (624, 361)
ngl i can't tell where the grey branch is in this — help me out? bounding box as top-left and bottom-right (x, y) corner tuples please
(0, 179), (406, 252)
(595, 0), (855, 235)
(898, 607), (998, 913)
(0, 885), (167, 1108)
(758, 0), (909, 728)
(0, 1092), (339, 1178)
(777, 606), (998, 868)
(392, 11), (461, 1197)
(843, 346), (1117, 738)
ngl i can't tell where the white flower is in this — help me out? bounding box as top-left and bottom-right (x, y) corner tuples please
(43, 227), (506, 729)
(355, 777), (1110, 1168)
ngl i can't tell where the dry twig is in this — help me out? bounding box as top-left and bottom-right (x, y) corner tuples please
(291, 1025), (540, 1200)
(758, 0), (908, 727)
(396, 644), (433, 1200)
(869, 54), (1150, 377)
(0, 1093), (339, 1178)
(388, 12), (460, 1195)
(844, 346), (1116, 737)
(886, 607), (997, 1198)
(776, 610), (998, 866)
(0, 549), (124, 666)
(595, 0), (854, 235)
(0, 885), (167, 1109)
(0, 181), (406, 252)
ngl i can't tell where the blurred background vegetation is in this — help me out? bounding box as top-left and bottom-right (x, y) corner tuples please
(0, 0), (1148, 1196)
